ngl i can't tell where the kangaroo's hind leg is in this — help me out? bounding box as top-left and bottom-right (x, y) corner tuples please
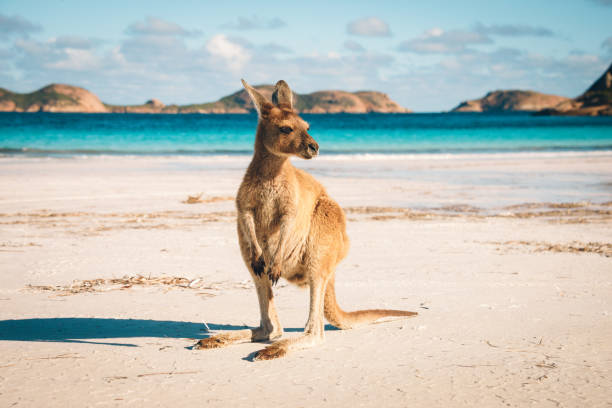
(194, 258), (283, 350)
(253, 271), (329, 360)
(252, 196), (346, 360)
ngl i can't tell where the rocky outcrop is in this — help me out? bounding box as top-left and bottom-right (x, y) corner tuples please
(0, 84), (107, 113)
(106, 98), (167, 113)
(0, 83), (410, 114)
(146, 98), (164, 108)
(298, 90), (409, 113)
(537, 63), (612, 116)
(452, 90), (569, 112)
(173, 86), (411, 114)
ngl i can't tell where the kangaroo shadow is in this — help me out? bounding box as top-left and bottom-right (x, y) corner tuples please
(0, 318), (338, 347)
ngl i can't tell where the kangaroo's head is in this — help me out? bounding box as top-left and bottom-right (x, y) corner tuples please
(242, 79), (319, 160)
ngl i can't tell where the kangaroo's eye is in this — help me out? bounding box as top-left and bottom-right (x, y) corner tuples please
(279, 126), (293, 134)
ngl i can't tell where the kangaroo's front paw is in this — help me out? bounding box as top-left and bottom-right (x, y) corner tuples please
(251, 256), (265, 277)
(253, 342), (288, 361)
(266, 264), (281, 285)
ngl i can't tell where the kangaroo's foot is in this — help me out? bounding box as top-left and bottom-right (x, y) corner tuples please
(194, 333), (234, 349)
(253, 333), (324, 361)
(193, 326), (283, 350)
(253, 339), (289, 360)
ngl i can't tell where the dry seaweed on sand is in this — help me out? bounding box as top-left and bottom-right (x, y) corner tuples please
(136, 370), (199, 377)
(25, 275), (207, 295)
(183, 193), (204, 204)
(182, 193), (234, 204)
(483, 240), (612, 257)
(24, 275), (256, 296)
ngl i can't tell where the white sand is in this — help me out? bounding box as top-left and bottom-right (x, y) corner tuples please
(0, 155), (611, 407)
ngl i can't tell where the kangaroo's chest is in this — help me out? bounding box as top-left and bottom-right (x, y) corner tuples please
(251, 181), (287, 236)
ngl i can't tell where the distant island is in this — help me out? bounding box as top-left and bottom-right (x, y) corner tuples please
(0, 84), (410, 114)
(451, 90), (569, 113)
(452, 63), (612, 116)
(2, 62), (610, 115)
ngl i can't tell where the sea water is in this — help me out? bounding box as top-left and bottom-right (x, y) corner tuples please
(1, 112), (611, 156)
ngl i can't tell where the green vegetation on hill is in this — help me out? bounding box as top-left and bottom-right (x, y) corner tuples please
(293, 93), (317, 111)
(0, 86), (77, 110)
(451, 90), (569, 113)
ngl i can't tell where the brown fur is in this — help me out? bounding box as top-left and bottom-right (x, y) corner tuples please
(194, 79), (416, 360)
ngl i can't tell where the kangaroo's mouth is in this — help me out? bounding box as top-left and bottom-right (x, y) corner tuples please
(302, 142), (319, 159)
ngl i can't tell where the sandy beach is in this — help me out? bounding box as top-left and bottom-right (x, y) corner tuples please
(1, 154), (611, 407)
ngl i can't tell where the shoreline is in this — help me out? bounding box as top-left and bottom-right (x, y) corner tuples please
(2, 152), (610, 210)
(2, 148), (612, 159)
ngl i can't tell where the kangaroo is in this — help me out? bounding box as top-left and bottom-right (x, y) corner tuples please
(194, 79), (417, 360)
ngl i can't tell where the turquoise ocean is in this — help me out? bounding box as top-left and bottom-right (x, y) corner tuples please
(1, 112), (612, 157)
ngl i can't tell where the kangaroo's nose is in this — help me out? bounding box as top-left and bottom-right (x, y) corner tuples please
(308, 142), (319, 156)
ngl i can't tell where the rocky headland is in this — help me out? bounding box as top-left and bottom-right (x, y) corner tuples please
(536, 63), (612, 116)
(0, 84), (410, 114)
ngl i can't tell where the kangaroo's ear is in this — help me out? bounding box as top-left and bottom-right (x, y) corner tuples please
(241, 79), (272, 117)
(272, 80), (293, 110)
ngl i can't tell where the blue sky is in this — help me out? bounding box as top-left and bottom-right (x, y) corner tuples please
(1, 0), (611, 111)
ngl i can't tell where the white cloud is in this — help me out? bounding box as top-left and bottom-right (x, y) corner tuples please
(398, 28), (492, 54)
(51, 35), (98, 50)
(126, 17), (199, 37)
(425, 28), (444, 37)
(47, 48), (101, 71)
(347, 17), (391, 37)
(0, 14), (42, 39)
(221, 16), (286, 30)
(205, 34), (250, 71)
(258, 42), (292, 55)
(120, 35), (187, 63)
(12, 37), (103, 75)
(344, 40), (365, 52)
(473, 22), (555, 37)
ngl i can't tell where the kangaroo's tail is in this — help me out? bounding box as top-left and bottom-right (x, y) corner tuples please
(323, 276), (417, 329)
